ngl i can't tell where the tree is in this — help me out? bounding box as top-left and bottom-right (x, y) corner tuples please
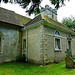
(0, 0), (70, 15)
(62, 16), (75, 31)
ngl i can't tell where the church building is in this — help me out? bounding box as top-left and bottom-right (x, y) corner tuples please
(0, 5), (75, 65)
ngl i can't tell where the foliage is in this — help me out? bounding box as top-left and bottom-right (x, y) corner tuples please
(0, 60), (75, 75)
(50, 0), (69, 9)
(0, 0), (70, 15)
(16, 54), (26, 62)
(62, 16), (75, 29)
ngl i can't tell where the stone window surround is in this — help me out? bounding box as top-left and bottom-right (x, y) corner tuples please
(54, 30), (61, 52)
(22, 38), (26, 51)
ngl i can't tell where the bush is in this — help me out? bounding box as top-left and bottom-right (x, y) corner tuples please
(16, 54), (26, 62)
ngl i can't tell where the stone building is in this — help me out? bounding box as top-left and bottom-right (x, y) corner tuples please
(0, 7), (31, 63)
(22, 5), (75, 64)
(0, 6), (75, 65)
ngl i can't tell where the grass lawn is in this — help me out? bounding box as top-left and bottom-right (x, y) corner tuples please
(0, 61), (75, 75)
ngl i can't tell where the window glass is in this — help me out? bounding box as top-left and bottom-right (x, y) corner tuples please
(68, 34), (71, 38)
(55, 38), (60, 49)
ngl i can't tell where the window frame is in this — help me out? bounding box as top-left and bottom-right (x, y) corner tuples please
(55, 38), (60, 50)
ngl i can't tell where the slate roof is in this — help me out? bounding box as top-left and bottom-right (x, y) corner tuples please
(24, 13), (74, 33)
(25, 14), (42, 27)
(42, 14), (73, 32)
(0, 7), (31, 27)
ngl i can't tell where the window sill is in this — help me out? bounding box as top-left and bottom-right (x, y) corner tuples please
(54, 48), (61, 52)
(54, 35), (61, 38)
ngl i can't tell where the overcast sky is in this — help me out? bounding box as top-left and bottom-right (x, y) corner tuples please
(0, 0), (75, 22)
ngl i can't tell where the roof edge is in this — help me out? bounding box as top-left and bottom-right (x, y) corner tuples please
(0, 21), (23, 28)
(22, 20), (75, 35)
(22, 20), (44, 30)
(44, 20), (75, 35)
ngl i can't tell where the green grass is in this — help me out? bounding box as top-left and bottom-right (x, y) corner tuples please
(0, 61), (75, 75)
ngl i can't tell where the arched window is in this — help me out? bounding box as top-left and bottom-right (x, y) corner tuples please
(55, 31), (60, 36)
(67, 34), (71, 38)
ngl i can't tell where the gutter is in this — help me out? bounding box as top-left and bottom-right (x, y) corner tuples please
(26, 29), (28, 61)
(43, 20), (75, 35)
(0, 21), (24, 28)
(22, 20), (75, 35)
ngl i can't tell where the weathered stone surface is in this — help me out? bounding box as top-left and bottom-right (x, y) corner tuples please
(65, 56), (74, 68)
(0, 22), (22, 63)
(27, 26), (41, 63)
(65, 49), (74, 68)
(40, 5), (57, 20)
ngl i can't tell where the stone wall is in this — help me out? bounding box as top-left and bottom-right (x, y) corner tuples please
(26, 25), (67, 64)
(0, 22), (22, 63)
(71, 36), (75, 58)
(40, 25), (47, 65)
(43, 25), (68, 63)
(27, 26), (42, 64)
(22, 25), (75, 65)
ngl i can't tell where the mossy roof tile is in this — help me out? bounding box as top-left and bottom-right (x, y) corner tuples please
(0, 7), (31, 27)
(25, 13), (74, 34)
(25, 14), (42, 27)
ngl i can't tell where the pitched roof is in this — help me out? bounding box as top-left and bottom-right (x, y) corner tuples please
(24, 13), (75, 34)
(42, 14), (73, 32)
(0, 7), (31, 27)
(25, 14), (42, 27)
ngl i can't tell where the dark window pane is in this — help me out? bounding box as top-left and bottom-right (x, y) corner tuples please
(55, 39), (60, 49)
(23, 39), (26, 50)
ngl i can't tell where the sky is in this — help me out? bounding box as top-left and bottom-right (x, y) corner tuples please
(0, 0), (75, 22)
